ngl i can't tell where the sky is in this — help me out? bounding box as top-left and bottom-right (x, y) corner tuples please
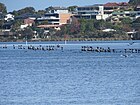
(1, 0), (128, 12)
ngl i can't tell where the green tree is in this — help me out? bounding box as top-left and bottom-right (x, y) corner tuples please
(79, 19), (86, 34)
(0, 3), (7, 13)
(12, 7), (35, 16)
(0, 20), (4, 29)
(45, 6), (53, 13)
(11, 20), (23, 31)
(85, 19), (95, 32)
(121, 18), (132, 24)
(94, 20), (105, 30)
(129, 0), (140, 5)
(37, 10), (46, 15)
(69, 17), (80, 34)
(133, 17), (140, 31)
(121, 18), (132, 32)
(17, 27), (33, 40)
(68, 6), (77, 12)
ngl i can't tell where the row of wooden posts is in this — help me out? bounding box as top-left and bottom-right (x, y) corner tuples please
(81, 46), (140, 53)
(0, 44), (140, 53)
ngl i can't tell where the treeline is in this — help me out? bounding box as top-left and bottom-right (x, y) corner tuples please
(0, 3), (7, 13)
(129, 0), (140, 5)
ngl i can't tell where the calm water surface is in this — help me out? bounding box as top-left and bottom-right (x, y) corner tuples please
(0, 41), (140, 105)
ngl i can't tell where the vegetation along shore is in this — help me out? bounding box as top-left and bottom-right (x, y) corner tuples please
(0, 0), (140, 42)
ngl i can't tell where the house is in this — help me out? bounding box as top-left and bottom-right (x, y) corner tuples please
(74, 2), (130, 20)
(74, 4), (105, 20)
(16, 14), (39, 29)
(0, 31), (14, 37)
(20, 24), (28, 29)
(102, 28), (116, 32)
(37, 7), (72, 30)
(2, 21), (13, 29)
(47, 7), (69, 14)
(37, 24), (61, 30)
(135, 5), (140, 11)
(4, 13), (14, 21)
(24, 18), (35, 26)
(110, 11), (140, 23)
(20, 18), (35, 29)
(104, 2), (129, 14)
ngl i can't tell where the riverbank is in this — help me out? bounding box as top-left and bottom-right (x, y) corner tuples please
(0, 37), (132, 42)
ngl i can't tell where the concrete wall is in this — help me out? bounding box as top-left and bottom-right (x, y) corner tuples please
(59, 13), (73, 25)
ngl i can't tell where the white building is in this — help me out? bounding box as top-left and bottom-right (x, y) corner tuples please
(74, 5), (109, 20)
(20, 24), (28, 29)
(48, 7), (69, 14)
(4, 14), (14, 21)
(102, 28), (116, 32)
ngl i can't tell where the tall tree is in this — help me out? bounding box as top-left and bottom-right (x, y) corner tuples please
(12, 7), (35, 16)
(11, 20), (23, 31)
(0, 20), (4, 29)
(79, 19), (86, 34)
(0, 3), (7, 13)
(132, 17), (140, 31)
(68, 6), (77, 12)
(37, 10), (46, 15)
(69, 16), (80, 34)
(129, 0), (140, 5)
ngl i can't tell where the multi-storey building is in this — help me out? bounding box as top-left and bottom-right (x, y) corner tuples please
(37, 7), (72, 30)
(74, 4), (105, 20)
(104, 2), (129, 14)
(74, 2), (130, 20)
(110, 11), (140, 23)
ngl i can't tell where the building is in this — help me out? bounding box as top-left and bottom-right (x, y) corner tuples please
(37, 7), (72, 30)
(0, 31), (14, 38)
(74, 2), (129, 20)
(104, 2), (129, 14)
(110, 11), (140, 23)
(4, 13), (14, 21)
(135, 5), (140, 11)
(47, 7), (69, 14)
(24, 18), (35, 26)
(74, 4), (105, 20)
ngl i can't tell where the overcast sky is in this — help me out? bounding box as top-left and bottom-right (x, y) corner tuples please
(1, 0), (128, 12)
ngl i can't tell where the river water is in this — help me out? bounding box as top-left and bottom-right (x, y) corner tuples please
(0, 40), (140, 105)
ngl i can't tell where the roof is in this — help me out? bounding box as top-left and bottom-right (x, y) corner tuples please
(37, 24), (61, 28)
(51, 7), (68, 10)
(78, 4), (103, 8)
(15, 13), (41, 19)
(118, 2), (129, 6)
(102, 29), (116, 32)
(104, 2), (128, 7)
(112, 11), (140, 15)
(136, 5), (140, 8)
(104, 2), (119, 7)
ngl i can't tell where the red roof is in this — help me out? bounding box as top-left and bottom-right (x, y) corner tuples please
(24, 18), (34, 24)
(104, 2), (119, 7)
(104, 2), (128, 7)
(118, 2), (129, 6)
